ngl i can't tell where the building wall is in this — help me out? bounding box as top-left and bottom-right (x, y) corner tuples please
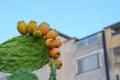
(105, 28), (120, 49)
(105, 27), (120, 80)
(74, 33), (107, 80)
(57, 39), (76, 80)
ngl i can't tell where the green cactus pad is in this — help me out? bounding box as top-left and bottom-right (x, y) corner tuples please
(7, 70), (39, 80)
(0, 35), (49, 73)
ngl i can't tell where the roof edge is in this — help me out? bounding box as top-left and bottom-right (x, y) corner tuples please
(104, 21), (120, 29)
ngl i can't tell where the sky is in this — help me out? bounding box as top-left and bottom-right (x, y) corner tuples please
(0, 0), (120, 43)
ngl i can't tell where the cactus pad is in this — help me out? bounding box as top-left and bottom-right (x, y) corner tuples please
(7, 70), (39, 80)
(0, 35), (49, 73)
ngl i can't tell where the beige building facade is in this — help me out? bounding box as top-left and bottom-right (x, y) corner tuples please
(104, 22), (120, 80)
(74, 32), (107, 80)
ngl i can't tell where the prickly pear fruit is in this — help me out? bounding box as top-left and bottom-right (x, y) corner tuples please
(46, 29), (58, 39)
(27, 20), (37, 35)
(45, 38), (55, 48)
(17, 20), (27, 35)
(33, 29), (42, 38)
(55, 59), (62, 69)
(48, 59), (62, 69)
(49, 48), (60, 58)
(38, 22), (50, 36)
(54, 39), (62, 48)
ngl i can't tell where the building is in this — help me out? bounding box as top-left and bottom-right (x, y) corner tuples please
(74, 32), (107, 80)
(104, 22), (120, 80)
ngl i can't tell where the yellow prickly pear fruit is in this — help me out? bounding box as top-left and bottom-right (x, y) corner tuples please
(38, 22), (50, 36)
(17, 20), (27, 35)
(27, 20), (37, 35)
(46, 29), (58, 39)
(55, 59), (62, 69)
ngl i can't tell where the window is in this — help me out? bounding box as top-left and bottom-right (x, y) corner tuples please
(77, 40), (87, 48)
(116, 74), (120, 80)
(77, 54), (99, 74)
(88, 36), (98, 44)
(77, 36), (98, 48)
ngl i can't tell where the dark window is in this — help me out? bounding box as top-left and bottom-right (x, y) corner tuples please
(77, 54), (100, 74)
(116, 74), (120, 80)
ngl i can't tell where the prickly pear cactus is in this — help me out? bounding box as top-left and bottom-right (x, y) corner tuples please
(0, 20), (63, 80)
(7, 70), (39, 80)
(0, 35), (49, 72)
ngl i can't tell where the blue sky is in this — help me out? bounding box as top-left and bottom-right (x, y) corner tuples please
(0, 0), (120, 43)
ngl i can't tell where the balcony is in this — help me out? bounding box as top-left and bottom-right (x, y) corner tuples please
(111, 23), (120, 36)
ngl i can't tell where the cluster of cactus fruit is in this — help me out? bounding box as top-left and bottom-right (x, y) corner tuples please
(17, 20), (62, 70)
(17, 20), (62, 80)
(0, 20), (62, 80)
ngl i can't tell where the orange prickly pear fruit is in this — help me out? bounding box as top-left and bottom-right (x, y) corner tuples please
(46, 29), (58, 39)
(38, 22), (50, 36)
(17, 20), (27, 35)
(55, 59), (62, 69)
(27, 20), (37, 35)
(45, 39), (55, 48)
(54, 39), (62, 48)
(49, 48), (60, 58)
(46, 39), (62, 48)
